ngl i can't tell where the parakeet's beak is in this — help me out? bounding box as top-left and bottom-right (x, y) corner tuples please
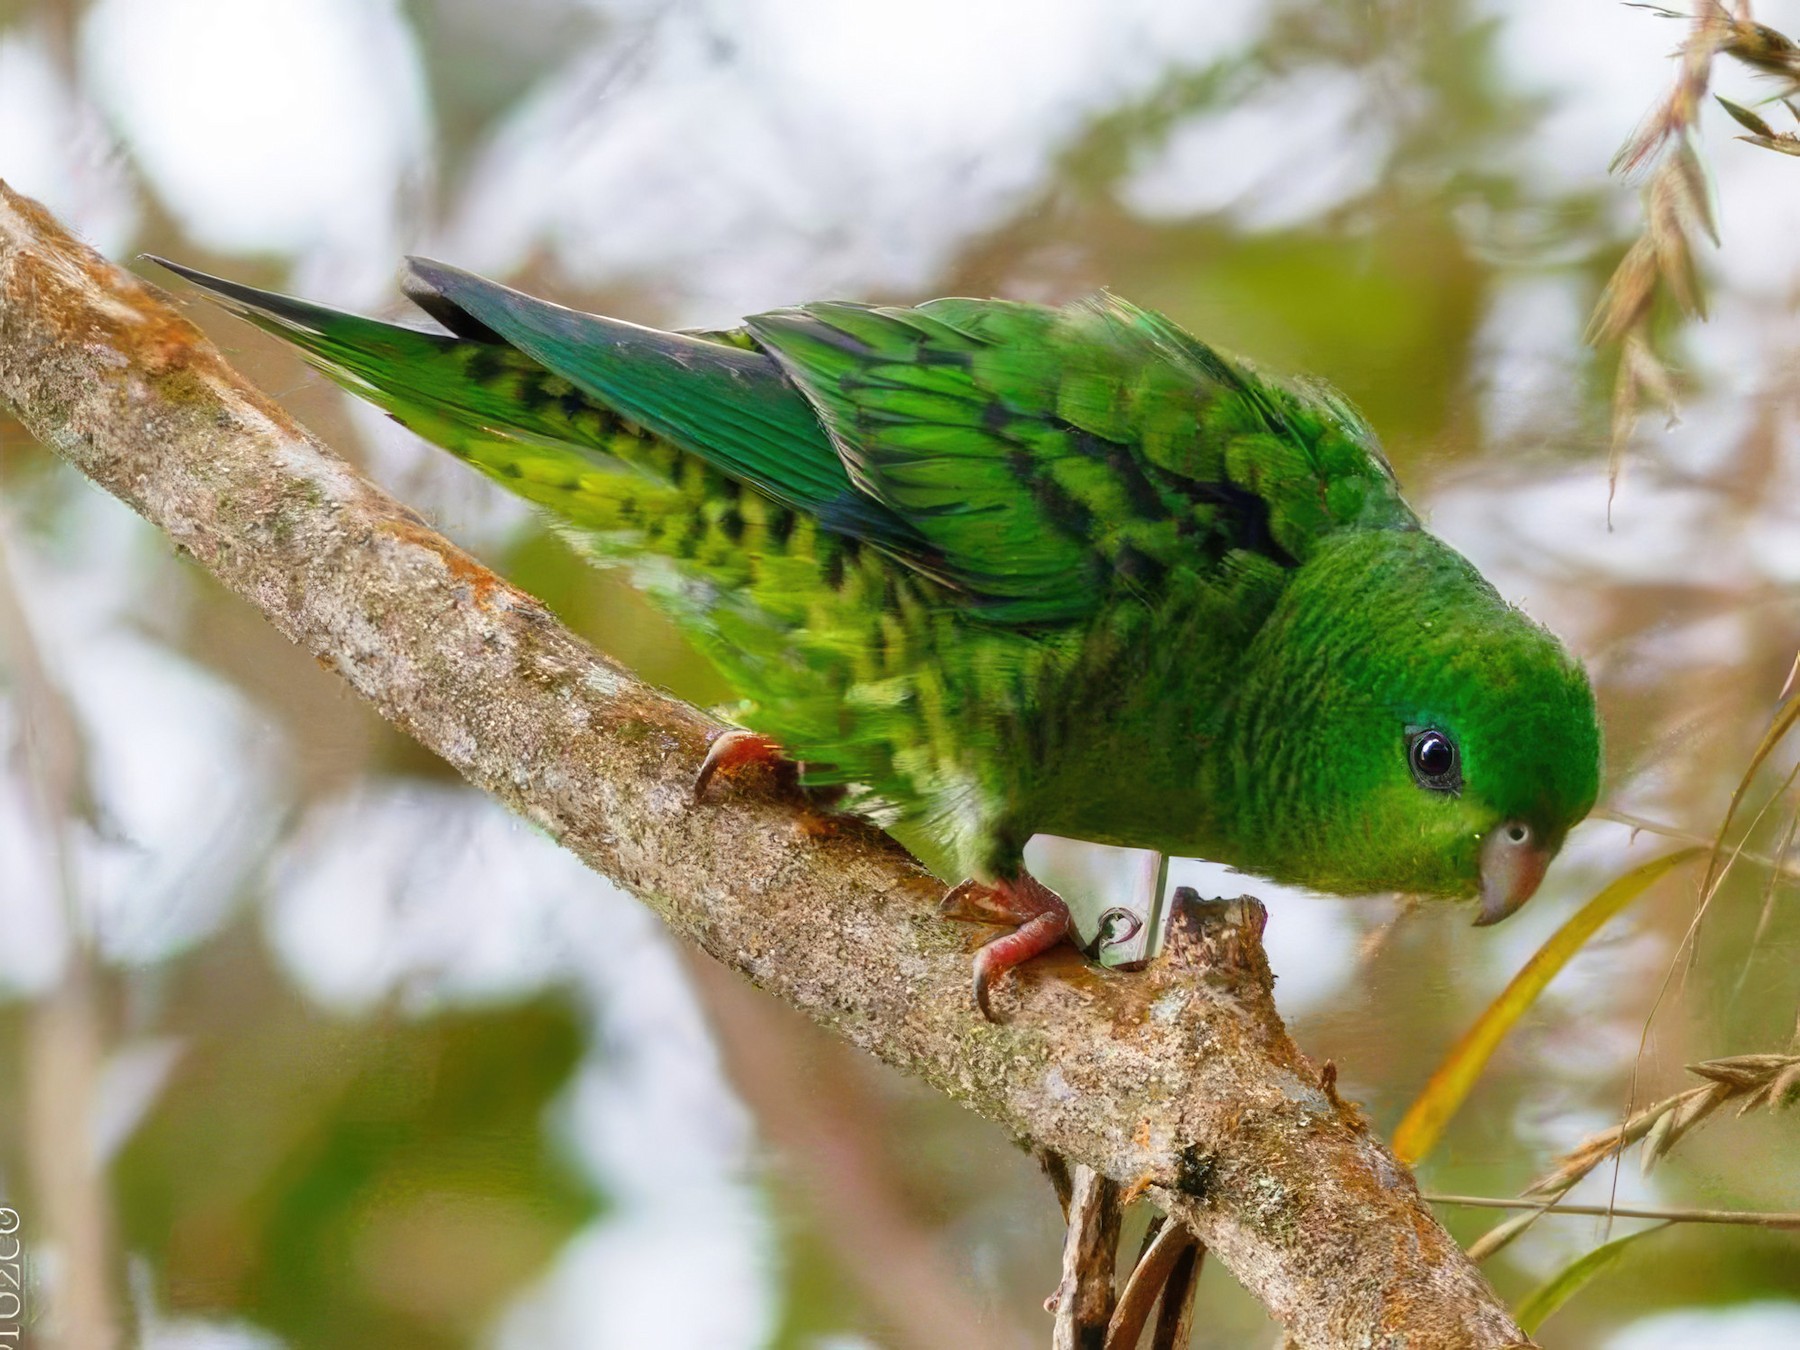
(1473, 823), (1551, 926)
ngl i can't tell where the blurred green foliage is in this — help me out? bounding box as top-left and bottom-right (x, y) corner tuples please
(113, 928), (597, 1350)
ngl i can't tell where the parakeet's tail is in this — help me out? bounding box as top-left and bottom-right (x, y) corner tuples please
(146, 256), (702, 536)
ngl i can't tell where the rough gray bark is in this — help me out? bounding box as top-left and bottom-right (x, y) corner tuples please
(0, 181), (1531, 1350)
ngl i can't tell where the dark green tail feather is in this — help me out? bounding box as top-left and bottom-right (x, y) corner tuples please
(396, 259), (932, 557)
(149, 255), (647, 484)
(153, 257), (935, 568)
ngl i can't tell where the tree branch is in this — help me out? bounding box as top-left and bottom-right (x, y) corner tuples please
(0, 181), (1530, 1349)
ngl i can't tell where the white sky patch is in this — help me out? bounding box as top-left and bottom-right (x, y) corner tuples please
(1605, 1301), (1800, 1350)
(492, 1201), (774, 1350)
(0, 31), (139, 254)
(1122, 67), (1391, 230)
(1686, 9), (1800, 312)
(0, 497), (285, 990)
(70, 630), (286, 964)
(1485, 0), (1678, 195)
(1708, 143), (1800, 300)
(90, 1038), (187, 1168)
(80, 0), (431, 296)
(1471, 273), (1591, 448)
(267, 785), (583, 1011)
(442, 0), (1263, 323)
(139, 1315), (285, 1350)
(1425, 458), (1800, 635)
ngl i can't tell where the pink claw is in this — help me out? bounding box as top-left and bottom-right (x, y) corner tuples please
(693, 729), (784, 800)
(940, 872), (1074, 1022)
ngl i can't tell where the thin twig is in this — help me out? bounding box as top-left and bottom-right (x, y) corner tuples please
(1150, 1239), (1203, 1350)
(1038, 1148), (1076, 1225)
(1053, 1166), (1122, 1349)
(1431, 1194), (1800, 1228)
(1596, 806), (1800, 880)
(1106, 1220), (1199, 1350)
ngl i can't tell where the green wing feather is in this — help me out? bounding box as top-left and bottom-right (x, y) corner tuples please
(747, 292), (1414, 622)
(149, 257), (710, 533)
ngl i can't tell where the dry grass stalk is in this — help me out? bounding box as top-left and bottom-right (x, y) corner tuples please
(1615, 3), (1800, 175)
(1595, 806), (1800, 882)
(1742, 808), (1798, 968)
(1148, 1241), (1202, 1350)
(1461, 1051), (1800, 1261)
(1594, 2), (1800, 505)
(1526, 1052), (1800, 1202)
(1716, 94), (1800, 153)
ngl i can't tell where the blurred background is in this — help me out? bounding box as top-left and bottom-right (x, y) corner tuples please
(3, 1), (1800, 1346)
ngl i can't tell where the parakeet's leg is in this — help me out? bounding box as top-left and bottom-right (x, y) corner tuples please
(693, 729), (787, 800)
(939, 870), (1072, 1021)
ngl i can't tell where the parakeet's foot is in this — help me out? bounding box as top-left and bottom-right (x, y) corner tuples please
(693, 729), (786, 800)
(939, 871), (1072, 1021)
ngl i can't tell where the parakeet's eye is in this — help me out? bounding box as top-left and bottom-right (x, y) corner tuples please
(1407, 728), (1461, 793)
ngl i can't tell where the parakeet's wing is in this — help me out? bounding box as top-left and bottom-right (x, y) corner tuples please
(386, 263), (1413, 626)
(743, 294), (1416, 623)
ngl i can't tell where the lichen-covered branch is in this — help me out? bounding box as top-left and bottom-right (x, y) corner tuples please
(0, 182), (1530, 1349)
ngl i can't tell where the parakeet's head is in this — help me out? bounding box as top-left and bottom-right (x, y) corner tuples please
(1223, 529), (1601, 921)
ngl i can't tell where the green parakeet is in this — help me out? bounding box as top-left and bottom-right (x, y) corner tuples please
(154, 257), (1602, 1017)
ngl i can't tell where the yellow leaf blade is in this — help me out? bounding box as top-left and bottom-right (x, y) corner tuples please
(1701, 693), (1800, 900)
(1392, 847), (1704, 1166)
